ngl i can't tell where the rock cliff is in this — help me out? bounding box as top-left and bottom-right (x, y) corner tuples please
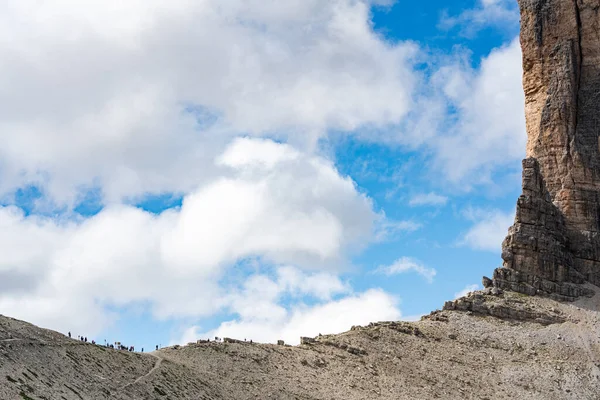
(492, 0), (600, 301)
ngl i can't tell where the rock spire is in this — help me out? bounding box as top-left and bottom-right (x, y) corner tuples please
(491, 0), (600, 301)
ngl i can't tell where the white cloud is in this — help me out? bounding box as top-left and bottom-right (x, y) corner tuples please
(461, 208), (514, 252)
(178, 289), (401, 345)
(454, 284), (481, 299)
(0, 0), (526, 205)
(439, 0), (519, 35)
(224, 266), (351, 324)
(359, 36), (525, 189)
(409, 192), (448, 207)
(426, 38), (526, 187)
(0, 0), (419, 205)
(375, 257), (437, 283)
(275, 266), (350, 301)
(374, 218), (422, 242)
(217, 137), (299, 170)
(0, 139), (378, 334)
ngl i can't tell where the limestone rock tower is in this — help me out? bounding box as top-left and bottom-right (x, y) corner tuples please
(492, 0), (600, 300)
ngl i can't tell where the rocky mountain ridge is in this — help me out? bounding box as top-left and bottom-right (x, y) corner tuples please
(1, 288), (600, 399)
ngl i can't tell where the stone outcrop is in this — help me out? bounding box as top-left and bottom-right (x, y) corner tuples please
(442, 291), (566, 325)
(300, 336), (316, 345)
(492, 0), (600, 300)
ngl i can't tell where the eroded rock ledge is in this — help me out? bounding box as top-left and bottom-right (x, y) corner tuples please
(442, 290), (566, 325)
(494, 158), (595, 301)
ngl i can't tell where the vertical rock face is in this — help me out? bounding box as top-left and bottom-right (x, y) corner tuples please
(493, 0), (600, 300)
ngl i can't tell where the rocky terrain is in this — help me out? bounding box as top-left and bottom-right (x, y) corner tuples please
(1, 288), (600, 400)
(2, 0), (600, 399)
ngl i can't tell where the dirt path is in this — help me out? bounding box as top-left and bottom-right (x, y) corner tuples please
(120, 353), (163, 389)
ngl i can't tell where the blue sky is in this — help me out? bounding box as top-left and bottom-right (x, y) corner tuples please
(0, 0), (526, 349)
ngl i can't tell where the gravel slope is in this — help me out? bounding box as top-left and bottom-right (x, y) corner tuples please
(1, 289), (600, 399)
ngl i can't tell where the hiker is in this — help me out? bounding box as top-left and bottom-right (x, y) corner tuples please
(156, 345), (158, 351)
(84, 337), (88, 343)
(68, 331), (71, 338)
(141, 348), (144, 353)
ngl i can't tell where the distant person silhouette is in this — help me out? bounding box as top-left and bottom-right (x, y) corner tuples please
(68, 331), (71, 338)
(156, 345), (158, 351)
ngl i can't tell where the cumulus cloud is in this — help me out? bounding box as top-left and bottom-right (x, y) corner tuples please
(461, 208), (514, 252)
(177, 289), (401, 345)
(0, 0), (419, 205)
(439, 0), (519, 36)
(274, 266), (351, 301)
(361, 36), (525, 190)
(0, 0), (526, 205)
(0, 139), (378, 334)
(424, 38), (526, 187)
(409, 192), (448, 207)
(375, 257), (437, 283)
(373, 219), (422, 242)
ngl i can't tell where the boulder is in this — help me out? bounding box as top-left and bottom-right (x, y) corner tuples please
(300, 337), (316, 345)
(482, 276), (493, 288)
